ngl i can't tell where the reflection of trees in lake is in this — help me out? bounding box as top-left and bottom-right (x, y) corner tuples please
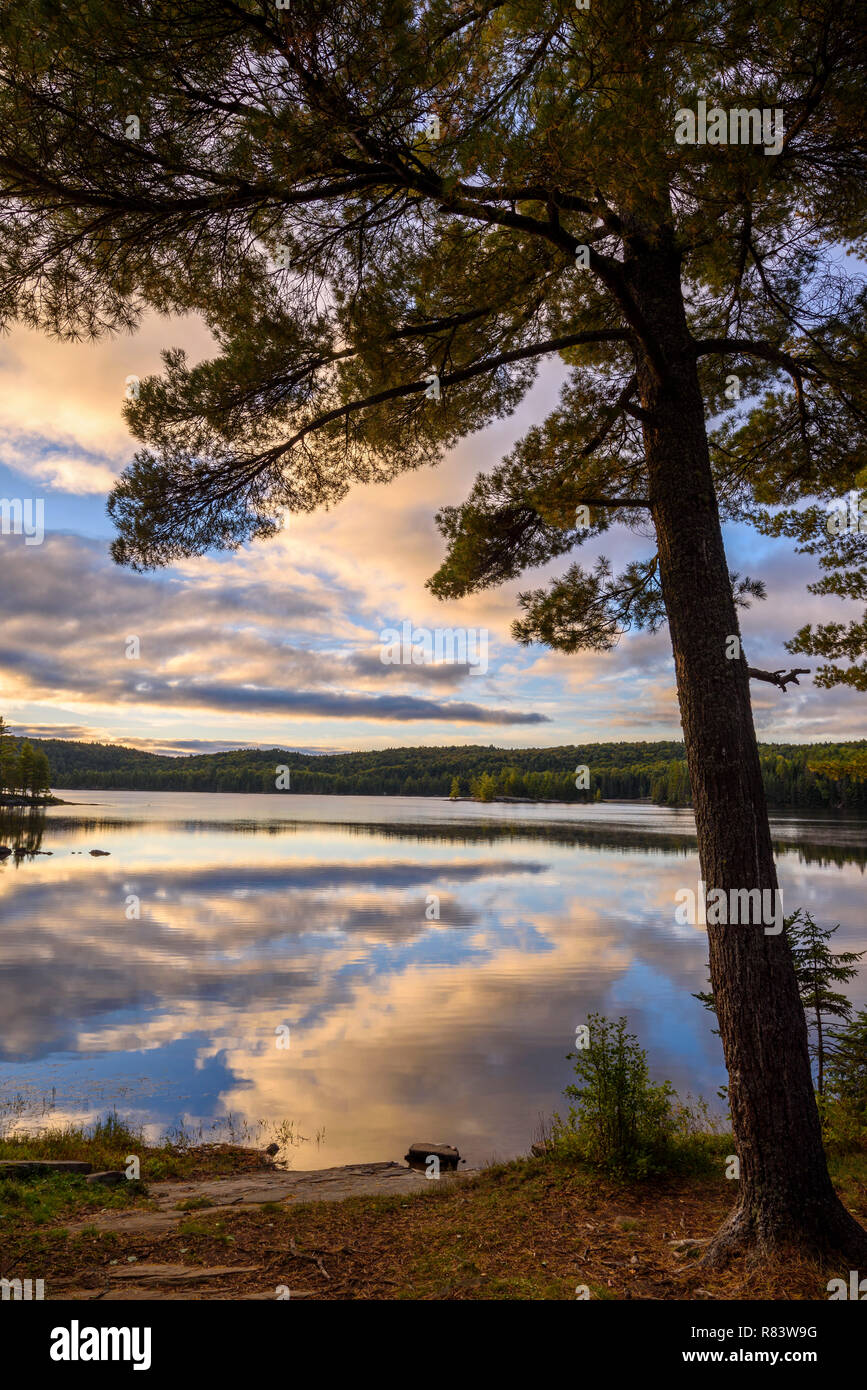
(36, 808), (867, 868)
(0, 804), (47, 861)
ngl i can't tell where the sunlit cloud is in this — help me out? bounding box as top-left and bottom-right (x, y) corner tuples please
(0, 316), (862, 746)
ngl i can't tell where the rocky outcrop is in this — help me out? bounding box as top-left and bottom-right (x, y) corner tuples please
(65, 1160), (473, 1235)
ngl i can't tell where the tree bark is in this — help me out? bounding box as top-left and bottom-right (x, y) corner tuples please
(624, 232), (867, 1263)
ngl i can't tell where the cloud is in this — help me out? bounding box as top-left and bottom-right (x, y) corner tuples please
(0, 317), (864, 746)
(0, 534), (548, 728)
(346, 649), (479, 687)
(4, 727), (340, 755)
(0, 429), (119, 495)
(103, 676), (549, 723)
(5, 723), (99, 741)
(0, 317), (215, 494)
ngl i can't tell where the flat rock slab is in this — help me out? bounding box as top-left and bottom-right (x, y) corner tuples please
(161, 1159), (468, 1206)
(160, 1161), (438, 1206)
(66, 1161), (472, 1234)
(66, 1208), (193, 1235)
(0, 1160), (92, 1177)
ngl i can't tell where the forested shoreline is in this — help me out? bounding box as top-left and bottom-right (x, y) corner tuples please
(0, 718), (52, 803)
(26, 736), (867, 810)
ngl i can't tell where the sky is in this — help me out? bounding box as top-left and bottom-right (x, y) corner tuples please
(0, 311), (862, 756)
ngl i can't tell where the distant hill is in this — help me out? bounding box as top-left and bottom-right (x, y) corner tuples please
(20, 737), (867, 809)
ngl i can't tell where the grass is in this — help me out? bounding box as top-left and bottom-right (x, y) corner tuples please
(0, 1112), (279, 1246)
(0, 1172), (150, 1240)
(1, 1114), (866, 1300)
(0, 1112), (285, 1181)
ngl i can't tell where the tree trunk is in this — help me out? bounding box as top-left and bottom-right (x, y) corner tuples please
(625, 232), (867, 1263)
(815, 991), (824, 1098)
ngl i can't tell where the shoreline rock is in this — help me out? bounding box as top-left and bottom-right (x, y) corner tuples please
(405, 1142), (461, 1172)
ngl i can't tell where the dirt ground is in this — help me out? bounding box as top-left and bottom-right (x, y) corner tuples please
(4, 1153), (862, 1300)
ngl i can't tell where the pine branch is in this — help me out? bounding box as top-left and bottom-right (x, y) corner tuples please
(747, 666), (811, 691)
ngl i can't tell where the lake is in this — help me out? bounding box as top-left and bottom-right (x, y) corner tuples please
(0, 791), (864, 1169)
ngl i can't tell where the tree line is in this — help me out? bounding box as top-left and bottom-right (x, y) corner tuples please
(23, 735), (867, 809)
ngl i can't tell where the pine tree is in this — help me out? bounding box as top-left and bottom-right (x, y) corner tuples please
(0, 746), (17, 799)
(18, 741), (35, 801)
(32, 750), (52, 800)
(788, 911), (864, 1096)
(475, 772), (497, 803)
(825, 1011), (867, 1109)
(695, 911), (864, 1096)
(0, 716), (9, 797)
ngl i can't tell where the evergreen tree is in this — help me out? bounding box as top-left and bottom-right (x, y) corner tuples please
(695, 911), (863, 1096)
(788, 911), (864, 1096)
(825, 1011), (867, 1109)
(0, 717), (10, 796)
(0, 745), (18, 799)
(0, 719), (53, 800)
(32, 749), (52, 800)
(471, 771), (497, 802)
(18, 741), (35, 801)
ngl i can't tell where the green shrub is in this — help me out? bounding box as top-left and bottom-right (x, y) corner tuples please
(818, 1095), (867, 1154)
(550, 1014), (680, 1178)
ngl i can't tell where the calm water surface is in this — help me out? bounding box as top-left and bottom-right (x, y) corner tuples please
(0, 791), (864, 1168)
